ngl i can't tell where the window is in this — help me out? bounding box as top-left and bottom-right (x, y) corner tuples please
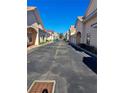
(91, 23), (97, 28)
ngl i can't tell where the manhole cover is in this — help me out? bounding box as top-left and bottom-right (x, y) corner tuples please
(28, 80), (56, 93)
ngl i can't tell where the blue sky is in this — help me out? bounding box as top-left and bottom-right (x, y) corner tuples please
(28, 0), (90, 34)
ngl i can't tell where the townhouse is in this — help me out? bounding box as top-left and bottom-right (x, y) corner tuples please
(53, 32), (59, 41)
(74, 0), (97, 48)
(69, 25), (77, 44)
(83, 0), (97, 48)
(46, 30), (59, 41)
(75, 16), (85, 45)
(27, 6), (47, 47)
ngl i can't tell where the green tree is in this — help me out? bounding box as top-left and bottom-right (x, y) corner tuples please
(59, 33), (63, 39)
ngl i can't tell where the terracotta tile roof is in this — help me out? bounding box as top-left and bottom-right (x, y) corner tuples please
(27, 6), (36, 11)
(47, 30), (53, 32)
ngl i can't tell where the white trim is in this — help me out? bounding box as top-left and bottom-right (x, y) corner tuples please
(28, 80), (56, 93)
(84, 9), (97, 22)
(27, 26), (37, 32)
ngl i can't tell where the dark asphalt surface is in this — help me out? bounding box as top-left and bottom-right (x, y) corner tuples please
(27, 40), (97, 93)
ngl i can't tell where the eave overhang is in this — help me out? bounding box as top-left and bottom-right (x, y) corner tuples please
(84, 9), (97, 23)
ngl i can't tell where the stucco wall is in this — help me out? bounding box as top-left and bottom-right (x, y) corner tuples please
(27, 11), (38, 26)
(84, 15), (97, 48)
(90, 28), (97, 47)
(27, 10), (46, 46)
(70, 35), (76, 44)
(76, 20), (85, 43)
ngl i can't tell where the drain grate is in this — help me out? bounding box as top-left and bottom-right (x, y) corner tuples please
(28, 80), (56, 93)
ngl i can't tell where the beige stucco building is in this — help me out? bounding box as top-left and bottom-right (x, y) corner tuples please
(53, 32), (60, 40)
(27, 6), (46, 47)
(69, 25), (77, 44)
(83, 0), (97, 48)
(74, 0), (97, 48)
(75, 16), (85, 44)
(46, 30), (59, 41)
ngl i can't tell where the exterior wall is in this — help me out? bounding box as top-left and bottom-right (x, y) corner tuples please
(47, 37), (52, 41)
(76, 32), (81, 44)
(69, 25), (77, 44)
(75, 20), (85, 43)
(90, 27), (97, 47)
(70, 35), (76, 44)
(84, 15), (97, 48)
(35, 31), (39, 45)
(52, 32), (59, 41)
(83, 0), (97, 48)
(27, 11), (38, 26)
(39, 30), (46, 43)
(73, 35), (76, 44)
(46, 32), (54, 41)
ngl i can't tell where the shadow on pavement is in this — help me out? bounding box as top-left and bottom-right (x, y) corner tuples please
(68, 42), (97, 74)
(83, 56), (97, 73)
(68, 42), (82, 51)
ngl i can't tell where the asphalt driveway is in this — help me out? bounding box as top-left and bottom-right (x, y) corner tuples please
(27, 40), (97, 93)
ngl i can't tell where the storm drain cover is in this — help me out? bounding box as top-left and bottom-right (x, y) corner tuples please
(28, 80), (56, 93)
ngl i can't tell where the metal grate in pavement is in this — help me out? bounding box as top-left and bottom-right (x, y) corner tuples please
(28, 80), (56, 93)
